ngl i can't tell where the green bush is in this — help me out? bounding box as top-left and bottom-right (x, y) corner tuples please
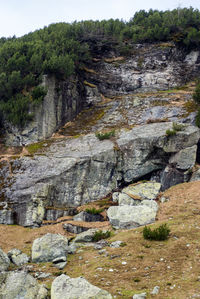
(92, 230), (111, 242)
(165, 128), (176, 136)
(172, 122), (184, 131)
(195, 108), (200, 127)
(143, 223), (170, 241)
(95, 129), (115, 141)
(85, 207), (104, 215)
(166, 122), (184, 136)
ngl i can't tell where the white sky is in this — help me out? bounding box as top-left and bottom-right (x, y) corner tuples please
(0, 0), (200, 38)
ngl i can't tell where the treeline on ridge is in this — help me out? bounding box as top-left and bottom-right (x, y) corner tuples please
(0, 7), (200, 128)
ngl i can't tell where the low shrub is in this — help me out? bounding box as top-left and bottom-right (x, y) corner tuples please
(143, 223), (170, 241)
(172, 122), (184, 131)
(92, 230), (111, 242)
(195, 108), (200, 127)
(166, 122), (184, 136)
(95, 129), (115, 141)
(85, 207), (104, 215)
(166, 128), (176, 136)
(193, 82), (200, 104)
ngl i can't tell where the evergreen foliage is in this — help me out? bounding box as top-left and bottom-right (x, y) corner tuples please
(193, 82), (200, 104)
(0, 7), (200, 128)
(85, 207), (104, 215)
(92, 230), (112, 242)
(143, 224), (170, 241)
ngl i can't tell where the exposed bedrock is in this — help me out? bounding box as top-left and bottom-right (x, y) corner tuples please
(85, 45), (200, 96)
(5, 74), (87, 146)
(0, 122), (199, 226)
(4, 44), (200, 145)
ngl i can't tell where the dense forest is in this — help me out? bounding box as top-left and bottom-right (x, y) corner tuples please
(0, 7), (200, 128)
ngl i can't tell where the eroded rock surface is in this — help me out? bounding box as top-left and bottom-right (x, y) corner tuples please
(0, 271), (48, 299)
(1, 122), (199, 226)
(51, 274), (113, 299)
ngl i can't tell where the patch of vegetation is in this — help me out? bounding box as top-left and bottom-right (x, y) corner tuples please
(166, 122), (184, 136)
(184, 100), (198, 113)
(195, 108), (200, 127)
(120, 242), (127, 247)
(92, 230), (112, 242)
(53, 271), (63, 276)
(143, 223), (170, 241)
(85, 207), (104, 215)
(133, 278), (141, 282)
(95, 129), (115, 140)
(172, 122), (184, 131)
(193, 81), (200, 104)
(26, 140), (52, 155)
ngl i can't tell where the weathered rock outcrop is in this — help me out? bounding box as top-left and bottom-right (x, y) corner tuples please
(85, 45), (200, 96)
(0, 122), (199, 226)
(51, 274), (113, 299)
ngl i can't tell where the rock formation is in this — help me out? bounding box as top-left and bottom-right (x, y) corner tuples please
(0, 122), (199, 226)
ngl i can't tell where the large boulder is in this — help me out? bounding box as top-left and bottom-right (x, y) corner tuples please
(32, 233), (68, 263)
(51, 274), (112, 299)
(0, 248), (10, 271)
(107, 205), (157, 229)
(0, 271), (48, 299)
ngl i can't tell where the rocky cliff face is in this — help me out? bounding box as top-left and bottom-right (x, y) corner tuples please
(1, 42), (200, 227)
(4, 75), (86, 146)
(84, 43), (200, 96)
(3, 43), (200, 145)
(0, 122), (199, 226)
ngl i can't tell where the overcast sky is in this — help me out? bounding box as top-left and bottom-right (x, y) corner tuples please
(0, 0), (200, 38)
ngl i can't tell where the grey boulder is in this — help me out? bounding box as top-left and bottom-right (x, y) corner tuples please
(122, 182), (161, 201)
(51, 274), (112, 299)
(0, 248), (10, 271)
(73, 229), (98, 243)
(107, 205), (157, 229)
(32, 233), (68, 263)
(169, 145), (197, 170)
(8, 248), (30, 266)
(0, 271), (48, 299)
